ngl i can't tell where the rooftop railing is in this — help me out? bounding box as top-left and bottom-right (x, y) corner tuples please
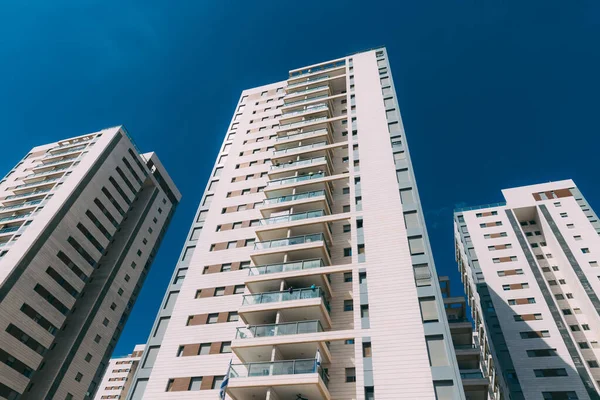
(287, 75), (330, 89)
(289, 60), (345, 77)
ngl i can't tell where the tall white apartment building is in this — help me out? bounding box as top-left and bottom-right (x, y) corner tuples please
(94, 344), (145, 400)
(0, 126), (180, 400)
(128, 48), (470, 400)
(454, 180), (600, 400)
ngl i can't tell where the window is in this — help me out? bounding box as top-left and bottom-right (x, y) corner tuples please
(220, 342), (232, 353)
(534, 369), (567, 377)
(344, 300), (354, 311)
(227, 241), (237, 249)
(189, 377), (202, 391)
(343, 224), (351, 233)
(542, 392), (578, 400)
(344, 272), (353, 282)
(567, 224), (575, 229)
(245, 238), (255, 247)
(579, 341), (589, 349)
(199, 343), (211, 355)
(588, 360), (599, 368)
(214, 287), (225, 297)
(420, 297), (438, 322)
(560, 213), (568, 218)
(582, 248), (590, 254)
(520, 330), (550, 339)
(212, 376), (225, 390)
(344, 248), (352, 257)
(363, 342), (372, 357)
(75, 372), (83, 382)
(345, 339), (355, 345)
(227, 312), (239, 322)
(574, 235), (582, 241)
(233, 285), (245, 294)
(207, 313), (219, 324)
(527, 349), (557, 357)
(342, 187), (350, 194)
(408, 236), (425, 255)
(345, 368), (356, 383)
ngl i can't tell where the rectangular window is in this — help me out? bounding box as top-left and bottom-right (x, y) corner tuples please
(207, 313), (219, 324)
(344, 299), (354, 311)
(345, 368), (356, 383)
(534, 368), (567, 377)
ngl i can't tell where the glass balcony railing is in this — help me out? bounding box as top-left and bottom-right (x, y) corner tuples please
(242, 287), (330, 313)
(254, 233), (325, 251)
(263, 190), (326, 206)
(460, 371), (485, 379)
(267, 173), (325, 187)
(280, 104), (328, 119)
(236, 320), (323, 339)
(273, 142), (327, 157)
(229, 359), (329, 387)
(271, 157), (327, 171)
(0, 200), (43, 212)
(0, 213), (31, 224)
(14, 177), (60, 190)
(276, 128), (328, 143)
(279, 116), (328, 130)
(249, 258), (324, 275)
(35, 157), (78, 168)
(260, 210), (324, 226)
(0, 226), (21, 235)
(285, 85), (329, 99)
(27, 166), (69, 178)
(43, 145), (86, 158)
(4, 188), (52, 200)
(287, 75), (330, 89)
(283, 94), (329, 108)
(290, 60), (345, 77)
(55, 138), (92, 148)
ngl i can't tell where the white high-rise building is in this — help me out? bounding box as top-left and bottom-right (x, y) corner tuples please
(0, 126), (180, 400)
(93, 344), (145, 400)
(128, 48), (471, 400)
(454, 180), (600, 400)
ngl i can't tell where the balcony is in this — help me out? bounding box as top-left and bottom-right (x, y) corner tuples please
(13, 177), (60, 191)
(0, 226), (21, 236)
(24, 166), (69, 180)
(289, 60), (345, 78)
(54, 137), (93, 149)
(252, 233), (331, 266)
(0, 213), (31, 224)
(245, 258), (332, 296)
(454, 344), (481, 370)
(260, 190), (331, 220)
(0, 200), (43, 213)
(284, 85), (330, 103)
(260, 210), (325, 226)
(249, 259), (324, 276)
(226, 359), (330, 400)
(3, 188), (52, 201)
(33, 156), (78, 169)
(239, 287), (332, 328)
(287, 75), (331, 90)
(278, 117), (329, 132)
(233, 320), (332, 365)
(280, 104), (328, 119)
(460, 370), (489, 400)
(275, 128), (329, 144)
(43, 144), (86, 159)
(267, 172), (325, 187)
(282, 94), (330, 109)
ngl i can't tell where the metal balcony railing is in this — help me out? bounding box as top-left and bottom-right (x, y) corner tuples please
(249, 258), (324, 275)
(263, 190), (326, 206)
(229, 359), (330, 387)
(4, 188), (52, 200)
(236, 320), (323, 339)
(259, 210), (324, 226)
(0, 200), (43, 212)
(287, 75), (330, 89)
(254, 233), (325, 251)
(55, 138), (92, 148)
(242, 287), (330, 313)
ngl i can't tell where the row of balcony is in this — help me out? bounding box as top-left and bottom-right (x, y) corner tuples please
(275, 128), (328, 144)
(4, 188), (52, 200)
(43, 144), (86, 158)
(0, 213), (31, 224)
(34, 157), (78, 168)
(13, 177), (60, 190)
(0, 199), (43, 213)
(26, 166), (70, 179)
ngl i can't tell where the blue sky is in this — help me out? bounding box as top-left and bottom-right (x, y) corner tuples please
(1, 1), (599, 356)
